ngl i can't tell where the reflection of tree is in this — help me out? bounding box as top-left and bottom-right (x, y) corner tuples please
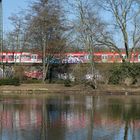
(107, 98), (140, 140)
(40, 98), (46, 140)
(124, 120), (129, 140)
(86, 96), (95, 140)
(0, 104), (3, 140)
(45, 98), (65, 140)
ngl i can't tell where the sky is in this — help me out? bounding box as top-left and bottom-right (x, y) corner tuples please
(3, 0), (35, 32)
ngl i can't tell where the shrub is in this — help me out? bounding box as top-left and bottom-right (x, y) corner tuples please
(0, 78), (20, 86)
(23, 79), (42, 84)
(64, 79), (71, 87)
(108, 65), (123, 84)
(14, 66), (25, 81)
(108, 63), (140, 85)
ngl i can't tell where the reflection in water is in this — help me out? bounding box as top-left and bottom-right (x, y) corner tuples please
(0, 96), (140, 139)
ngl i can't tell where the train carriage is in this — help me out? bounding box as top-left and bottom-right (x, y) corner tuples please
(7, 52), (14, 63)
(20, 52), (31, 63)
(0, 52), (42, 64)
(31, 53), (42, 63)
(0, 51), (140, 64)
(0, 53), (7, 63)
(64, 52), (140, 63)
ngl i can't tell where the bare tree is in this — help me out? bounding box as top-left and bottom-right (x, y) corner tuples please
(66, 0), (106, 88)
(26, 0), (67, 82)
(96, 0), (140, 61)
(8, 11), (28, 52)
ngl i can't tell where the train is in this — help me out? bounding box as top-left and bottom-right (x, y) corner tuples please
(0, 52), (42, 63)
(0, 51), (140, 64)
(63, 52), (140, 63)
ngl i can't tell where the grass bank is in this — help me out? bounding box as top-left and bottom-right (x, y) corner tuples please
(0, 83), (140, 96)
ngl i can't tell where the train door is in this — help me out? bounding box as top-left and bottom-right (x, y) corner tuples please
(101, 54), (108, 62)
(7, 53), (14, 63)
(31, 54), (37, 63)
(1, 53), (6, 63)
(21, 52), (31, 63)
(14, 53), (21, 63)
(138, 55), (140, 62)
(122, 54), (126, 61)
(84, 54), (90, 63)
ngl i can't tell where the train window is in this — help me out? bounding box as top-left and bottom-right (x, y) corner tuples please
(80, 56), (84, 59)
(108, 56), (113, 59)
(14, 56), (19, 59)
(134, 55), (137, 60)
(32, 55), (37, 59)
(94, 55), (101, 60)
(8, 55), (14, 59)
(87, 55), (91, 59)
(26, 55), (31, 59)
(2, 56), (5, 59)
(138, 55), (140, 59)
(115, 55), (120, 59)
(102, 55), (108, 59)
(122, 55), (126, 59)
(0, 55), (5, 59)
(21, 55), (31, 59)
(21, 55), (25, 59)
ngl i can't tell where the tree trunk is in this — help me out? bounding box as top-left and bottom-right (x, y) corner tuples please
(42, 35), (47, 83)
(89, 42), (97, 89)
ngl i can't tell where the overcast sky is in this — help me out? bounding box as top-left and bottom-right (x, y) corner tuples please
(3, 0), (34, 32)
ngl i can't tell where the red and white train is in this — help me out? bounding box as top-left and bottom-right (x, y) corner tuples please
(0, 51), (140, 64)
(64, 52), (140, 63)
(0, 52), (42, 63)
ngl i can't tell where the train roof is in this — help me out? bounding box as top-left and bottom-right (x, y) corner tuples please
(65, 52), (140, 55)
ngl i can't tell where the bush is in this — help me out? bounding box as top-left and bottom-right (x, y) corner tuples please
(108, 63), (140, 85)
(64, 79), (71, 87)
(108, 65), (123, 84)
(23, 79), (42, 84)
(0, 78), (20, 86)
(14, 66), (25, 81)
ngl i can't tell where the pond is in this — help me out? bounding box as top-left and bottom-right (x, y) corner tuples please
(0, 95), (140, 140)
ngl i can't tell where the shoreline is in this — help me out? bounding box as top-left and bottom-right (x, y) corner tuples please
(0, 83), (140, 96)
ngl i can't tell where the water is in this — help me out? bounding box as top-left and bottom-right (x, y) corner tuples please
(0, 95), (139, 140)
